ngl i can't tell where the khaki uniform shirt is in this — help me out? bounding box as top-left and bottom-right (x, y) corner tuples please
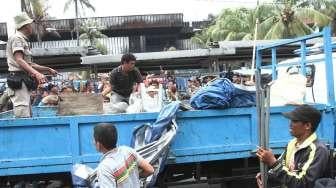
(6, 31), (33, 116)
(6, 31), (32, 72)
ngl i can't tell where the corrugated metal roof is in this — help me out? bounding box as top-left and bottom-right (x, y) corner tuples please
(82, 37), (336, 65)
(0, 47), (88, 58)
(81, 48), (236, 65)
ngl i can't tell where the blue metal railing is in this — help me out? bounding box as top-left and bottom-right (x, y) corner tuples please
(256, 27), (335, 107)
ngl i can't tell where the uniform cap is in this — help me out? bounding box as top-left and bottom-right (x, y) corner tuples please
(14, 12), (34, 30)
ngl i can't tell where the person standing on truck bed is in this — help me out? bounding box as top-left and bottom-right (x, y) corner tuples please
(6, 12), (57, 118)
(93, 123), (154, 188)
(256, 105), (331, 188)
(102, 53), (143, 104)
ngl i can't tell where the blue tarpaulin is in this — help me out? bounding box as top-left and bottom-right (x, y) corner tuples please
(190, 78), (255, 109)
(131, 101), (180, 146)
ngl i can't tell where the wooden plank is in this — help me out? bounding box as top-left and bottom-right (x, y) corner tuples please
(58, 93), (103, 116)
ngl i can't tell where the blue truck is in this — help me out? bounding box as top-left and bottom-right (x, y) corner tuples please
(0, 27), (335, 187)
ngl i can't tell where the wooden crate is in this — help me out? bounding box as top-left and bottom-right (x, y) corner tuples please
(58, 93), (103, 116)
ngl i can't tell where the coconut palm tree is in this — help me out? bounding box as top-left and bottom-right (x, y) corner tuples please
(320, 1), (336, 36)
(211, 8), (253, 41)
(78, 20), (106, 81)
(261, 0), (331, 39)
(64, 0), (95, 46)
(79, 20), (108, 55)
(192, 5), (275, 44)
(192, 8), (252, 45)
(296, 0), (336, 35)
(195, 0), (331, 42)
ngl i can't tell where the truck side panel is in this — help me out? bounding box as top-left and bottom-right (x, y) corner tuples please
(0, 105), (333, 176)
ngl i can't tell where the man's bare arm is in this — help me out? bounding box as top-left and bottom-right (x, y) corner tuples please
(31, 63), (58, 75)
(101, 83), (112, 97)
(138, 159), (154, 178)
(14, 52), (46, 84)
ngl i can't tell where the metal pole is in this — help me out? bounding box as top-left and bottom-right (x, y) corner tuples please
(255, 70), (262, 145)
(75, 0), (79, 46)
(262, 84), (271, 188)
(255, 70), (268, 188)
(322, 27), (335, 107)
(264, 85), (271, 149)
(260, 89), (268, 188)
(250, 0), (260, 81)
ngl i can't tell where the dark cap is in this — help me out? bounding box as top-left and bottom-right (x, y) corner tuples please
(282, 105), (321, 125)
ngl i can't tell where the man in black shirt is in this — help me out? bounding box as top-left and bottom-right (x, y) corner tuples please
(106, 53), (142, 103)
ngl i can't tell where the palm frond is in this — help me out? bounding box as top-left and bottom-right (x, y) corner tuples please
(236, 32), (250, 40)
(296, 8), (331, 27)
(79, 33), (89, 40)
(242, 33), (253, 40)
(211, 28), (230, 41)
(94, 32), (108, 39)
(191, 34), (207, 47)
(258, 16), (279, 39)
(255, 4), (277, 22)
(63, 0), (73, 12)
(225, 32), (236, 41)
(95, 42), (107, 55)
(288, 18), (312, 37)
(80, 0), (95, 12)
(264, 21), (285, 39)
(30, 0), (44, 17)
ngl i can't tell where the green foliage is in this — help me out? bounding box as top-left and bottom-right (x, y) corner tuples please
(22, 0), (48, 21)
(194, 0), (332, 42)
(64, 0), (95, 13)
(95, 42), (108, 55)
(300, 0), (336, 35)
(192, 5), (277, 43)
(79, 20), (108, 54)
(191, 31), (208, 47)
(261, 1), (331, 39)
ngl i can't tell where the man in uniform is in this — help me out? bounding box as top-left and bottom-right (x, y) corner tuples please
(103, 53), (142, 104)
(6, 12), (57, 117)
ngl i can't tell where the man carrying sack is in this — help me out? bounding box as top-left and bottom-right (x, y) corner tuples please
(6, 12), (57, 117)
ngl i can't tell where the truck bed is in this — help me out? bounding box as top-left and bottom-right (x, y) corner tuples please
(0, 104), (333, 176)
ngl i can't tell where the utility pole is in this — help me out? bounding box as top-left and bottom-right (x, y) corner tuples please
(251, 0), (260, 81)
(75, 0), (79, 46)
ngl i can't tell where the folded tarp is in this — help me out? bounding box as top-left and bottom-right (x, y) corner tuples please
(190, 78), (255, 109)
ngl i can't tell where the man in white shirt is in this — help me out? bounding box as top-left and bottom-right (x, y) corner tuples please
(93, 123), (154, 188)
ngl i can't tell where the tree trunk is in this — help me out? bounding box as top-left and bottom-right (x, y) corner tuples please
(36, 24), (42, 46)
(332, 13), (336, 37)
(21, 0), (33, 16)
(21, 0), (25, 11)
(75, 0), (79, 46)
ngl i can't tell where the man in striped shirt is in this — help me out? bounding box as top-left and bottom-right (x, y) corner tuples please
(93, 123), (154, 188)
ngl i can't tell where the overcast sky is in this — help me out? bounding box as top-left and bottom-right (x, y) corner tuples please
(0, 0), (265, 34)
